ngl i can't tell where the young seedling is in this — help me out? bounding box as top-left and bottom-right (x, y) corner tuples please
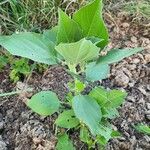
(134, 124), (150, 135)
(0, 0), (143, 149)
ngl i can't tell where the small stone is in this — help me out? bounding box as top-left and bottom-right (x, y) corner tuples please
(112, 125), (118, 131)
(33, 137), (42, 144)
(136, 148), (143, 150)
(132, 58), (140, 64)
(146, 103), (150, 110)
(138, 87), (147, 95)
(0, 113), (3, 122)
(147, 85), (150, 90)
(145, 110), (150, 115)
(6, 110), (13, 118)
(118, 137), (126, 141)
(16, 81), (28, 90)
(128, 64), (136, 70)
(114, 71), (129, 87)
(0, 136), (7, 150)
(144, 135), (150, 142)
(145, 54), (150, 63)
(130, 136), (136, 145)
(128, 82), (135, 87)
(21, 111), (31, 119)
(131, 36), (137, 43)
(36, 144), (44, 150)
(0, 141), (7, 150)
(145, 110), (150, 120)
(122, 22), (130, 28)
(0, 121), (4, 130)
(127, 96), (135, 102)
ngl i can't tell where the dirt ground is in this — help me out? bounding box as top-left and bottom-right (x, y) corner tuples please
(0, 13), (150, 150)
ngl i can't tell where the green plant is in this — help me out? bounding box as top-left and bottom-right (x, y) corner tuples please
(0, 0), (143, 149)
(9, 58), (31, 82)
(0, 52), (48, 82)
(0, 0), (60, 34)
(134, 124), (150, 135)
(0, 53), (48, 82)
(0, 54), (9, 71)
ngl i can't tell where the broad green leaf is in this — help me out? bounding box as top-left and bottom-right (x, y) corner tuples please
(98, 125), (112, 141)
(98, 48), (143, 64)
(89, 87), (108, 106)
(43, 26), (63, 62)
(102, 107), (119, 119)
(72, 95), (102, 135)
(55, 38), (99, 65)
(55, 110), (79, 129)
(56, 133), (75, 150)
(134, 124), (150, 135)
(90, 87), (126, 108)
(86, 62), (110, 81)
(0, 32), (57, 64)
(43, 26), (58, 44)
(107, 90), (127, 108)
(57, 9), (82, 44)
(73, 0), (109, 48)
(27, 91), (60, 116)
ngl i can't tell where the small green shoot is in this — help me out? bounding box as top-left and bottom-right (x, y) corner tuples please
(134, 124), (150, 135)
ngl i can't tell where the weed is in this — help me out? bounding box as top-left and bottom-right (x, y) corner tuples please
(0, 0), (58, 34)
(9, 58), (31, 82)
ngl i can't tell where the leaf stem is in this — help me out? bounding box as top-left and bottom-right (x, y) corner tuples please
(0, 88), (33, 97)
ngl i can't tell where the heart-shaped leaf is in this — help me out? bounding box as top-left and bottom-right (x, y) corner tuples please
(55, 110), (79, 129)
(86, 62), (110, 81)
(27, 91), (60, 116)
(56, 133), (75, 150)
(89, 87), (127, 109)
(72, 95), (102, 135)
